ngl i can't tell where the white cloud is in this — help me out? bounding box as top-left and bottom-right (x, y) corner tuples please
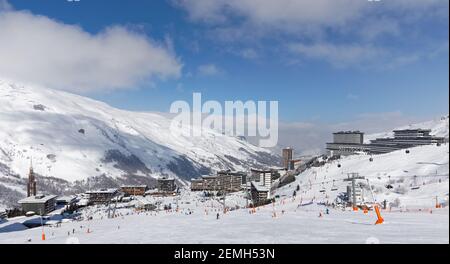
(172, 0), (228, 23)
(288, 42), (384, 68)
(0, 0), (11, 11)
(0, 9), (182, 93)
(197, 64), (222, 76)
(175, 0), (366, 29)
(175, 0), (448, 67)
(176, 0), (447, 29)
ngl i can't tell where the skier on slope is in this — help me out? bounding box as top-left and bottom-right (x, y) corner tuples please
(216, 213), (220, 220)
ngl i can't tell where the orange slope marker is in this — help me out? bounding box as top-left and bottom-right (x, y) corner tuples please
(374, 205), (384, 225)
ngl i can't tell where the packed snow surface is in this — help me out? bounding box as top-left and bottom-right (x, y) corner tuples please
(277, 144), (449, 209)
(0, 190), (447, 244)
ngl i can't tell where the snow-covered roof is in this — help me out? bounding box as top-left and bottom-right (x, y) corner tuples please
(77, 199), (89, 206)
(56, 195), (77, 203)
(334, 131), (364, 135)
(202, 175), (217, 179)
(191, 178), (203, 182)
(86, 188), (118, 194)
(250, 182), (269, 192)
(158, 177), (175, 181)
(19, 195), (57, 204)
(120, 185), (148, 188)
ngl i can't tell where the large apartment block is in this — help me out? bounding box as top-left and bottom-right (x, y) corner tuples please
(190, 171), (246, 193)
(326, 129), (446, 156)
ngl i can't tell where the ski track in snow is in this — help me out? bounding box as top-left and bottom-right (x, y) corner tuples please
(0, 78), (448, 243)
(0, 190), (448, 244)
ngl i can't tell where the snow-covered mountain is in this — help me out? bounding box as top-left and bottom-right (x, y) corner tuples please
(0, 79), (279, 208)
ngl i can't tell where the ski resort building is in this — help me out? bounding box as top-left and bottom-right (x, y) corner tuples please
(217, 171), (246, 192)
(326, 131), (368, 156)
(157, 177), (176, 193)
(250, 181), (271, 206)
(55, 196), (77, 206)
(18, 195), (57, 216)
(120, 185), (148, 196)
(190, 171), (247, 192)
(326, 129), (447, 156)
(190, 178), (204, 191)
(282, 148), (293, 169)
(86, 189), (118, 204)
(250, 169), (280, 188)
(202, 175), (219, 191)
(368, 129), (447, 154)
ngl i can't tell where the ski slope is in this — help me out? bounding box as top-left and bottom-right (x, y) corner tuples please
(0, 190), (447, 244)
(1, 139), (449, 244)
(276, 144), (449, 209)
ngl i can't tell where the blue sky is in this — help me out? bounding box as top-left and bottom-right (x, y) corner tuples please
(1, 0), (448, 128)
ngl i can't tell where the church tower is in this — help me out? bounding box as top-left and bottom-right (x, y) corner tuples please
(27, 159), (37, 197)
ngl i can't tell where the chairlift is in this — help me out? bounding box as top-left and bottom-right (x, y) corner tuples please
(319, 182), (326, 193)
(411, 175), (420, 190)
(331, 180), (338, 191)
(385, 184), (394, 189)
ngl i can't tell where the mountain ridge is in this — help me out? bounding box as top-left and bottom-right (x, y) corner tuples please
(0, 79), (279, 208)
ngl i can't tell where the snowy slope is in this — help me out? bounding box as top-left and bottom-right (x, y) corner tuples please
(0, 189), (448, 244)
(365, 116), (449, 143)
(0, 79), (278, 207)
(277, 143), (449, 209)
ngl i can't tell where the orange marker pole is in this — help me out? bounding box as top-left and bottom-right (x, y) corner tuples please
(374, 205), (384, 225)
(41, 233), (46, 241)
(435, 196), (441, 209)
